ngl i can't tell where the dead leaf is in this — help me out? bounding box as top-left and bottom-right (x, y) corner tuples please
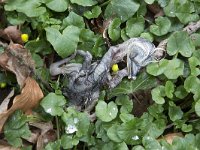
(0, 26), (23, 44)
(0, 43), (35, 88)
(158, 132), (183, 144)
(0, 89), (14, 113)
(0, 77), (44, 132)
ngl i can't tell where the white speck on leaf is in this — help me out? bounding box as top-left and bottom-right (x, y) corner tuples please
(132, 135), (139, 140)
(46, 108), (52, 113)
(65, 124), (78, 134)
(74, 118), (79, 124)
(109, 112), (112, 116)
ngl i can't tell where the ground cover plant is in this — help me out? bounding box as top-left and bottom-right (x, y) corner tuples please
(0, 0), (200, 149)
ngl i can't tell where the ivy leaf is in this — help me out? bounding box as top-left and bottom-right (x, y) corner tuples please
(168, 102), (183, 121)
(165, 81), (175, 99)
(44, 0), (68, 12)
(108, 18), (121, 41)
(150, 17), (171, 36)
(142, 136), (162, 149)
(40, 93), (66, 116)
(109, 72), (158, 97)
(184, 75), (200, 100)
(96, 101), (118, 122)
(104, 0), (140, 22)
(62, 12), (85, 29)
(5, 0), (46, 17)
(70, 0), (97, 6)
(83, 6), (101, 19)
(167, 31), (195, 57)
(45, 26), (80, 58)
(126, 16), (145, 37)
(4, 110), (31, 147)
(116, 95), (133, 113)
(151, 85), (165, 104)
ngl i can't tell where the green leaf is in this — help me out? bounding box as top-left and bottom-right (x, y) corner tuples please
(191, 33), (200, 47)
(184, 75), (200, 100)
(195, 99), (200, 116)
(109, 72), (158, 97)
(5, 0), (46, 17)
(146, 59), (168, 76)
(40, 93), (66, 116)
(174, 85), (188, 99)
(189, 56), (200, 76)
(163, 59), (184, 79)
(132, 145), (145, 150)
(165, 81), (175, 99)
(107, 124), (123, 142)
(44, 140), (61, 150)
(83, 6), (101, 19)
(126, 16), (145, 37)
(142, 136), (162, 150)
(168, 103), (183, 121)
(45, 26), (80, 58)
(44, 0), (68, 12)
(181, 124), (192, 132)
(144, 0), (155, 4)
(104, 0), (140, 22)
(119, 113), (135, 123)
(96, 101), (118, 122)
(115, 142), (129, 150)
(62, 12), (85, 29)
(61, 135), (79, 149)
(6, 12), (27, 25)
(61, 107), (90, 137)
(70, 0), (97, 6)
(108, 18), (121, 41)
(150, 17), (171, 36)
(140, 32), (154, 42)
(4, 110), (31, 147)
(116, 95), (133, 113)
(167, 31), (195, 57)
(151, 85), (165, 104)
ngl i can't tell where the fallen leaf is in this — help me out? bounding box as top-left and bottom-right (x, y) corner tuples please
(0, 89), (14, 113)
(0, 43), (35, 88)
(0, 26), (23, 44)
(158, 132), (183, 144)
(0, 77), (44, 132)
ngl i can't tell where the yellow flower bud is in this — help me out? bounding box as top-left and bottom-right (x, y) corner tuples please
(21, 34), (29, 42)
(0, 82), (6, 88)
(112, 64), (119, 72)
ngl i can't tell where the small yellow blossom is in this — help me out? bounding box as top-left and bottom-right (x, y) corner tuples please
(21, 34), (29, 42)
(112, 64), (119, 72)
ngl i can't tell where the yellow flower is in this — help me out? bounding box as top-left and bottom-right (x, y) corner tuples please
(0, 82), (6, 88)
(21, 34), (29, 42)
(112, 64), (119, 72)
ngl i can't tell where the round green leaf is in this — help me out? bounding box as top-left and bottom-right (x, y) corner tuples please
(151, 86), (165, 104)
(44, 0), (68, 12)
(70, 0), (97, 6)
(83, 6), (101, 19)
(168, 104), (183, 121)
(104, 0), (140, 22)
(144, 0), (155, 4)
(167, 31), (195, 57)
(108, 18), (121, 41)
(150, 17), (171, 36)
(45, 26), (80, 58)
(107, 124), (123, 142)
(174, 85), (188, 99)
(140, 32), (153, 42)
(40, 93), (66, 116)
(165, 81), (175, 99)
(195, 100), (200, 116)
(126, 16), (145, 37)
(61, 135), (79, 149)
(96, 101), (118, 122)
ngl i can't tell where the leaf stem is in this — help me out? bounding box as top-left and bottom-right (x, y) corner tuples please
(55, 116), (60, 139)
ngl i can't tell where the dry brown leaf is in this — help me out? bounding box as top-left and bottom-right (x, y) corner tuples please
(0, 89), (14, 113)
(0, 77), (44, 132)
(0, 26), (23, 44)
(0, 43), (35, 88)
(158, 132), (183, 144)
